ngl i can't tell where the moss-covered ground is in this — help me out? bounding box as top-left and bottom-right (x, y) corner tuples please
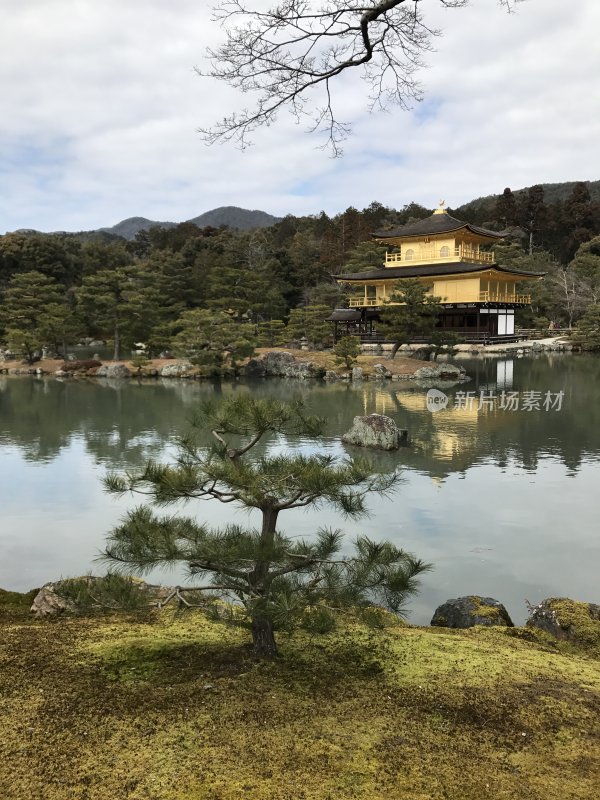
(1, 592), (598, 800)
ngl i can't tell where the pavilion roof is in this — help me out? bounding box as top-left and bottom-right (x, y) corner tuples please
(325, 309), (362, 322)
(339, 262), (545, 282)
(372, 212), (504, 241)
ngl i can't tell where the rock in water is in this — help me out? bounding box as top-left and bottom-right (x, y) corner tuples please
(413, 364), (468, 381)
(342, 414), (407, 450)
(351, 367), (364, 382)
(431, 596), (514, 628)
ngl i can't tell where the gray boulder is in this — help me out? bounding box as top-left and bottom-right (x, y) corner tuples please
(324, 370), (339, 382)
(159, 362), (193, 378)
(242, 358), (267, 378)
(31, 584), (77, 617)
(31, 577), (171, 617)
(351, 366), (364, 382)
(262, 351), (323, 379)
(373, 363), (392, 379)
(413, 363), (467, 381)
(95, 363), (131, 379)
(431, 596), (514, 628)
(342, 414), (408, 450)
(526, 597), (600, 649)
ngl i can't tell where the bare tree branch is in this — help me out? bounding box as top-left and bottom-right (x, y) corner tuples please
(199, 0), (523, 154)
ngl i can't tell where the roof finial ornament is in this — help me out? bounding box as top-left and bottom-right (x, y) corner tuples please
(434, 199), (447, 215)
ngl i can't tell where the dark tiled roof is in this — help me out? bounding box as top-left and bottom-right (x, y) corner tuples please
(339, 263), (545, 281)
(372, 212), (504, 241)
(325, 309), (362, 322)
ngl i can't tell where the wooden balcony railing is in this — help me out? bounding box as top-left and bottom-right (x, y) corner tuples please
(349, 298), (379, 307)
(348, 292), (531, 308)
(479, 291), (531, 304)
(385, 247), (494, 265)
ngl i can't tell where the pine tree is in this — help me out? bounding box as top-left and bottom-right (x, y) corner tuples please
(0, 271), (76, 362)
(205, 232), (287, 321)
(494, 188), (518, 229)
(172, 309), (256, 374)
(379, 279), (443, 357)
(256, 319), (287, 348)
(333, 336), (361, 369)
(342, 241), (388, 274)
(562, 182), (599, 261)
(517, 185), (548, 255)
(102, 396), (431, 657)
(286, 305), (332, 349)
(76, 266), (160, 360)
(575, 305), (600, 350)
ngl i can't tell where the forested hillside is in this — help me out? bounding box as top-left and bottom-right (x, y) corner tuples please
(1, 182), (600, 363)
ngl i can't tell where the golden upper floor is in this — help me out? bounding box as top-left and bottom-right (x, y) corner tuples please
(372, 204), (503, 268)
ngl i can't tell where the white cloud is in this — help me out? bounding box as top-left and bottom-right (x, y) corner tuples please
(1, 0), (599, 232)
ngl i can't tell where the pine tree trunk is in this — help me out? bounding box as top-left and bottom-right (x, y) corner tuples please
(251, 615), (278, 658)
(249, 505), (280, 658)
(113, 321), (121, 361)
(389, 341), (400, 360)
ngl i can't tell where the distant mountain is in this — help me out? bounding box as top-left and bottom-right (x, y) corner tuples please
(98, 207), (281, 240)
(454, 180), (600, 222)
(99, 216), (176, 239)
(187, 206), (281, 231)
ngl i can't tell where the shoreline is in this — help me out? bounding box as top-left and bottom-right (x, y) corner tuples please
(0, 347), (435, 381)
(0, 337), (579, 382)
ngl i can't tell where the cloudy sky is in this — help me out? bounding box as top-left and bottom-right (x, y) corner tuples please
(1, 0), (599, 233)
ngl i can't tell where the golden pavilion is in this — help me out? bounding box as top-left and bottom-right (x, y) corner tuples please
(330, 203), (544, 343)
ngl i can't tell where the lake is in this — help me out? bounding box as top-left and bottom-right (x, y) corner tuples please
(1, 353), (599, 625)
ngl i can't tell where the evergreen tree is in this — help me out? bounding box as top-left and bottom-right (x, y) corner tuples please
(79, 240), (132, 277)
(562, 182), (599, 261)
(288, 231), (324, 289)
(379, 279), (442, 357)
(575, 305), (600, 351)
(494, 187), (518, 229)
(102, 396), (431, 657)
(172, 309), (256, 374)
(569, 236), (600, 295)
(0, 233), (78, 290)
(256, 319), (287, 348)
(76, 266), (160, 360)
(342, 241), (388, 274)
(306, 281), (343, 310)
(333, 336), (361, 369)
(517, 185), (548, 255)
(206, 233), (287, 321)
(0, 271), (76, 362)
(286, 305), (332, 349)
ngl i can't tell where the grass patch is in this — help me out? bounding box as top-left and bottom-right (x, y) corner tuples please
(0, 608), (598, 799)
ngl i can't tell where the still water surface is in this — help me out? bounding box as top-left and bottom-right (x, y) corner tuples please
(1, 354), (599, 625)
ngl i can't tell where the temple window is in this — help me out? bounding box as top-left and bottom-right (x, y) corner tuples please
(405, 249), (414, 261)
(440, 245), (450, 257)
